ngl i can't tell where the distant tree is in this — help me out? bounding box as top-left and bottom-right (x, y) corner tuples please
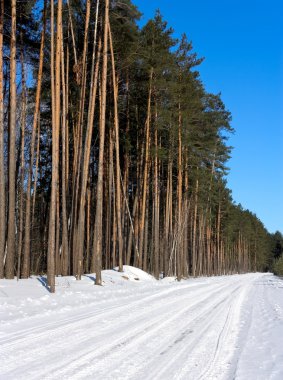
(271, 231), (283, 259)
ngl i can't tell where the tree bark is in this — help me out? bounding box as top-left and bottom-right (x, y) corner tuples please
(92, 0), (109, 285)
(60, 20), (69, 275)
(0, 0), (5, 278)
(47, 0), (61, 293)
(22, 5), (46, 278)
(153, 109), (159, 279)
(176, 102), (183, 281)
(76, 28), (101, 279)
(138, 68), (153, 267)
(109, 23), (123, 272)
(71, 0), (91, 278)
(17, 43), (27, 280)
(192, 176), (199, 277)
(6, 0), (17, 279)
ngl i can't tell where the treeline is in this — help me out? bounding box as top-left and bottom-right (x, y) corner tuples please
(271, 231), (283, 276)
(0, 0), (274, 291)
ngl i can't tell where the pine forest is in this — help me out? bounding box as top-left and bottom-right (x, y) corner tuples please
(0, 0), (279, 292)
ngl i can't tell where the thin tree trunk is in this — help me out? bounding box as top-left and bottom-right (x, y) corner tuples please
(73, 0), (95, 279)
(192, 176), (199, 277)
(22, 5), (46, 278)
(126, 189), (138, 265)
(60, 17), (69, 276)
(6, 0), (17, 279)
(17, 44), (27, 280)
(216, 201), (221, 275)
(31, 119), (41, 222)
(0, 0), (5, 278)
(207, 223), (211, 276)
(48, 0), (61, 293)
(71, 0), (91, 278)
(143, 202), (149, 272)
(67, 0), (78, 66)
(76, 29), (101, 279)
(176, 102), (182, 281)
(153, 109), (159, 279)
(106, 127), (114, 268)
(198, 213), (204, 276)
(112, 170), (117, 268)
(138, 68), (153, 266)
(85, 187), (91, 272)
(165, 159), (173, 276)
(183, 150), (189, 278)
(109, 23), (123, 272)
(55, 188), (60, 275)
(92, 0), (109, 285)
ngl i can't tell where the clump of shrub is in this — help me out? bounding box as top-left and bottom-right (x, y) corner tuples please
(273, 256), (283, 276)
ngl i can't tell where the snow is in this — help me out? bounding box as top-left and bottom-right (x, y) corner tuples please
(0, 268), (283, 379)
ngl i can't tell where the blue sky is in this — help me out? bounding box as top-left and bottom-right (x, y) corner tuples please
(134, 0), (283, 234)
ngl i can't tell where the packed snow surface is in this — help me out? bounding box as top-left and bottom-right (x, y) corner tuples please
(1, 267), (283, 379)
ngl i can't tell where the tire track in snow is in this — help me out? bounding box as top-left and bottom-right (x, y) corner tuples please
(40, 281), (233, 379)
(195, 280), (252, 380)
(0, 280), (224, 378)
(1, 273), (266, 380)
(35, 277), (251, 380)
(133, 280), (246, 380)
(1, 279), (230, 379)
(0, 281), (201, 348)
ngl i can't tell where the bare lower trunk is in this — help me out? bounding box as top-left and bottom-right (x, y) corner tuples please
(92, 0), (109, 285)
(6, 0), (17, 279)
(22, 6), (46, 278)
(17, 45), (27, 279)
(60, 21), (69, 276)
(48, 0), (61, 293)
(75, 3), (100, 280)
(176, 102), (182, 281)
(0, 0), (4, 278)
(138, 68), (153, 266)
(72, 0), (91, 279)
(153, 114), (159, 279)
(192, 177), (199, 277)
(109, 24), (123, 272)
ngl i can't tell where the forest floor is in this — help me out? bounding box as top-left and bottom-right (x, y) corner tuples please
(0, 267), (283, 380)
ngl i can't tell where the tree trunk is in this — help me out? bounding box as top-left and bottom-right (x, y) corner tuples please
(17, 43), (27, 280)
(165, 159), (173, 276)
(153, 109), (159, 279)
(176, 102), (182, 281)
(47, 0), (61, 293)
(109, 24), (123, 272)
(138, 68), (153, 266)
(22, 6), (46, 278)
(92, 0), (109, 285)
(6, 0), (17, 279)
(183, 150), (189, 278)
(60, 18), (69, 276)
(192, 176), (199, 277)
(75, 1), (99, 280)
(216, 201), (221, 275)
(72, 0), (91, 278)
(0, 0), (5, 278)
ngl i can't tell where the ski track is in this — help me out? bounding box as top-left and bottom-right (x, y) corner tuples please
(1, 272), (282, 380)
(1, 281), (228, 378)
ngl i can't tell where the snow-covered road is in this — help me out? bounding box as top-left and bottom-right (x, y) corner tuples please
(0, 268), (283, 379)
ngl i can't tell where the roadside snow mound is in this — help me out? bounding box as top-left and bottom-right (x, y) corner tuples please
(102, 265), (155, 285)
(161, 276), (179, 283)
